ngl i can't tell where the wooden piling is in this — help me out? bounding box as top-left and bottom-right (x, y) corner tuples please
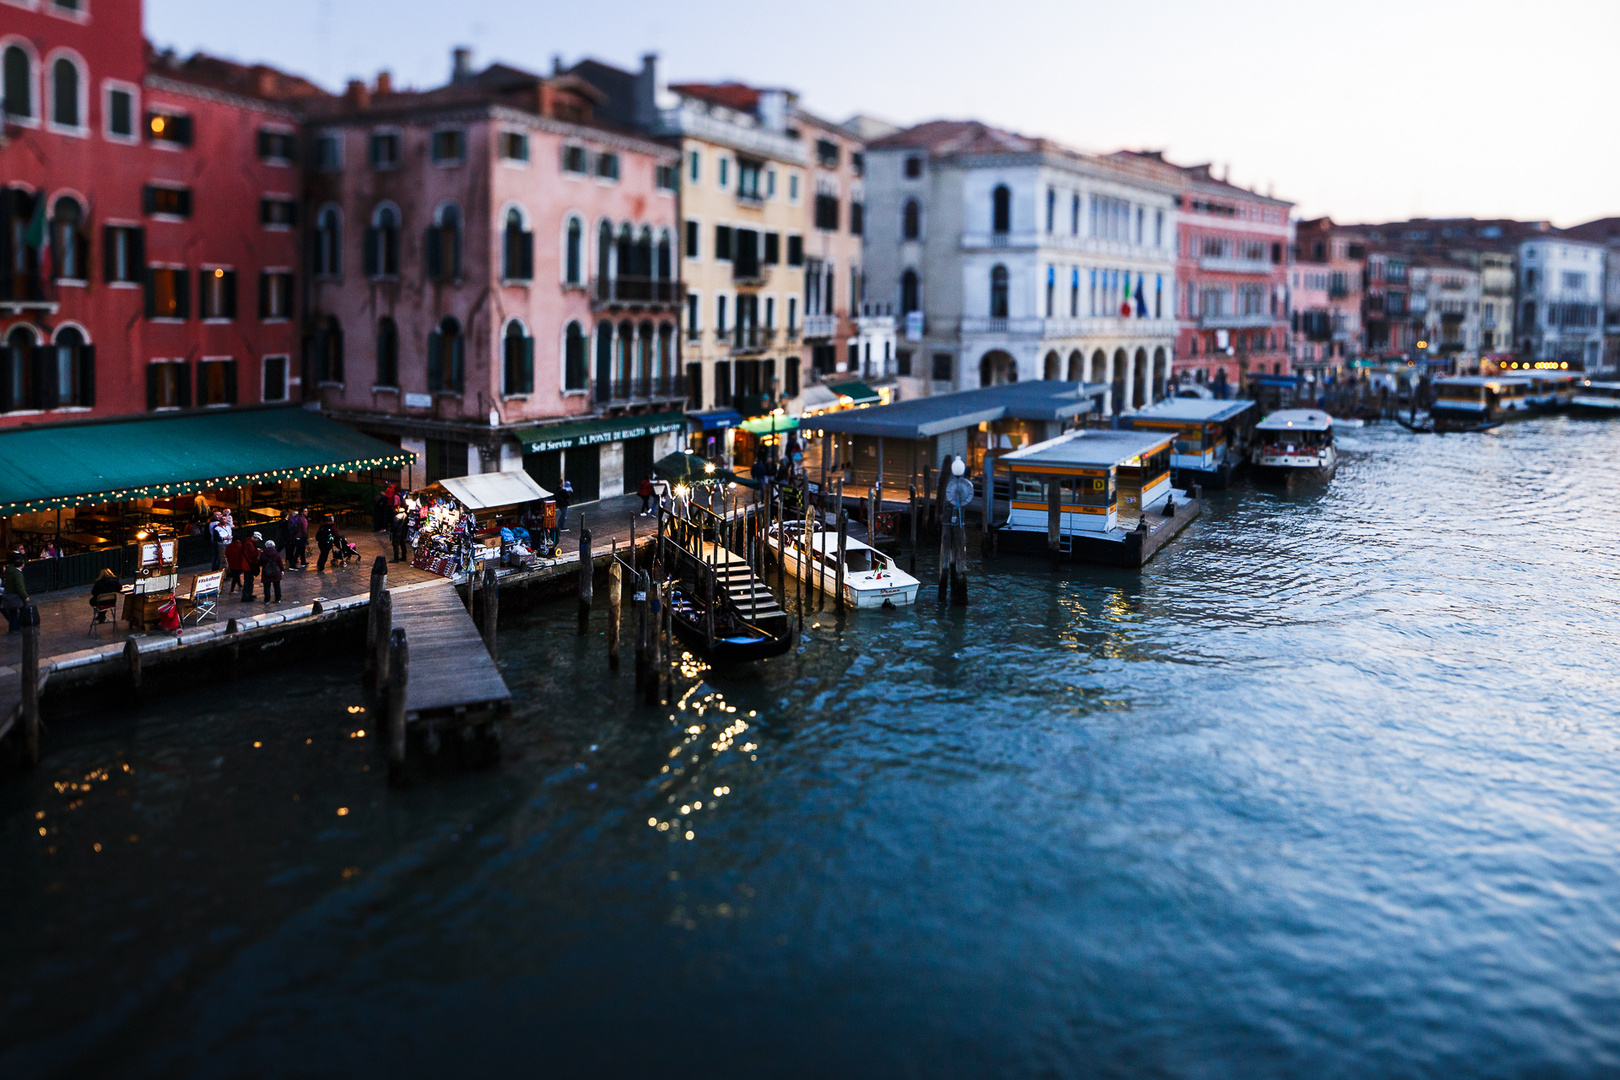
(21, 605), (39, 767)
(386, 627), (408, 785)
(577, 517), (592, 636)
(123, 636), (141, 690)
(1047, 478), (1062, 565)
(481, 565), (498, 662)
(775, 484), (786, 594)
(374, 589), (393, 687)
(835, 510), (848, 615)
(634, 571), (649, 695)
(365, 556), (387, 681)
(909, 484), (919, 571)
(608, 554), (622, 670)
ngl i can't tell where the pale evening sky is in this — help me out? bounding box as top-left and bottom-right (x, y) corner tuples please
(147, 0), (1620, 227)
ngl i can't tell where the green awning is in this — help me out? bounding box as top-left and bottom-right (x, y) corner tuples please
(828, 381), (881, 405)
(737, 414), (799, 435)
(0, 407), (413, 517)
(516, 411), (686, 453)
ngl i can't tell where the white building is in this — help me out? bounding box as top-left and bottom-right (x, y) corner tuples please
(1517, 239), (1604, 370)
(1411, 261), (1483, 370)
(864, 122), (1178, 414)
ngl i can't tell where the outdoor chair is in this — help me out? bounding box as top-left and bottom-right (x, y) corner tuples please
(87, 592), (120, 636)
(182, 570), (223, 625)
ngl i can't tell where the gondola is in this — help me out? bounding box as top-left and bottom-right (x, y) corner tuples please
(665, 579), (794, 663)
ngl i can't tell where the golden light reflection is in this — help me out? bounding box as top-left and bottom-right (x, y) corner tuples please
(336, 807), (350, 816)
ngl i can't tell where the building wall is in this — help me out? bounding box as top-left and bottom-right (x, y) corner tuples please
(797, 112), (866, 384)
(1517, 239), (1604, 369)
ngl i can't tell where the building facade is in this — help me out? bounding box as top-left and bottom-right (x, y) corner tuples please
(1516, 238), (1604, 370)
(1, 0), (310, 427)
(302, 54), (684, 498)
(865, 121), (1177, 415)
(1291, 218), (1366, 378)
(1410, 260), (1482, 371)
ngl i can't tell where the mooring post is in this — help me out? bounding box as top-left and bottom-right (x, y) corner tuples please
(123, 635), (141, 691)
(374, 588), (393, 688)
(1047, 478), (1062, 568)
(365, 556), (387, 682)
(775, 485), (787, 594)
(481, 565), (498, 662)
(835, 510), (848, 616)
(387, 627), (409, 786)
(909, 483), (919, 572)
(634, 570), (649, 695)
(608, 551), (622, 671)
(577, 516), (592, 636)
(21, 604), (40, 767)
(982, 455), (997, 557)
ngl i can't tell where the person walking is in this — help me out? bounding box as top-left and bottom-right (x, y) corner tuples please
(638, 473), (655, 515)
(315, 515), (337, 573)
(240, 532), (261, 602)
(557, 480), (573, 532)
(259, 540), (285, 604)
(2, 550), (28, 633)
(389, 510), (409, 563)
(372, 491), (392, 532)
(286, 507), (309, 570)
(224, 533), (245, 593)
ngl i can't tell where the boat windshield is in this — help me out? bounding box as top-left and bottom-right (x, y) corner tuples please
(845, 548), (877, 573)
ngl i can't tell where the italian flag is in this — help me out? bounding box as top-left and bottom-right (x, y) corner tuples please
(1119, 273), (1133, 317)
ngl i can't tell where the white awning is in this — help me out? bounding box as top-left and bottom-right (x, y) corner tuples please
(436, 470), (550, 510)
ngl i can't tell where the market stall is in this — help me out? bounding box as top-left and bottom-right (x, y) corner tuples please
(409, 471), (552, 578)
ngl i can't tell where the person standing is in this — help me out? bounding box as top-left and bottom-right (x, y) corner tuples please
(557, 480), (573, 532)
(389, 510), (409, 563)
(638, 473), (655, 515)
(315, 515), (337, 572)
(258, 540), (285, 604)
(240, 532), (261, 602)
(209, 511), (228, 571)
(286, 507), (309, 570)
(224, 533), (244, 593)
(2, 550), (28, 633)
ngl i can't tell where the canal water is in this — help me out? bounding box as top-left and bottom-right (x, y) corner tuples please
(5, 418), (1620, 1078)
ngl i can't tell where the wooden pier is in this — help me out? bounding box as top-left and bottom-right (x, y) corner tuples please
(389, 581), (511, 725)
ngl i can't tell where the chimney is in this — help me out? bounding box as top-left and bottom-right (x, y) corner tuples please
(375, 70), (392, 95)
(758, 89), (788, 133)
(343, 79), (371, 110)
(552, 54), (564, 76)
(633, 52), (661, 130)
(451, 46), (473, 83)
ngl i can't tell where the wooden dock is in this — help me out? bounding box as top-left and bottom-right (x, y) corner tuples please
(694, 539), (785, 625)
(390, 582), (510, 724)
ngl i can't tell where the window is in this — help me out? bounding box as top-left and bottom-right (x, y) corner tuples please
(763, 232), (780, 264)
(595, 151), (619, 180)
(105, 82), (134, 140)
(713, 360), (731, 406)
(199, 267), (237, 320)
(143, 185), (191, 219)
(147, 361), (188, 410)
(259, 196), (297, 228)
(850, 202), (864, 236)
(257, 129), (296, 162)
(1154, 209), (1164, 247)
(688, 149), (700, 183)
(851, 151), (864, 177)
(932, 353), (953, 382)
(307, 315), (343, 384)
(196, 358), (237, 406)
(499, 130), (529, 162)
(374, 317), (398, 388)
(51, 197), (86, 280)
(714, 224), (732, 261)
(428, 316), (463, 393)
(904, 155), (923, 179)
(314, 206), (341, 277)
(815, 193), (839, 231)
(816, 138), (839, 169)
(685, 219), (699, 259)
(259, 270), (292, 319)
(787, 297), (797, 337)
(903, 199), (920, 240)
(503, 208), (533, 280)
(1563, 271), (1588, 292)
(425, 439), (467, 485)
(312, 132), (341, 170)
(3, 45), (33, 122)
(50, 55), (82, 131)
(43, 326), (92, 408)
(503, 320), (534, 395)
(788, 173), (799, 201)
(364, 205), (398, 277)
(565, 216), (583, 284)
(992, 185), (1011, 234)
(786, 234), (803, 266)
(103, 224), (143, 283)
(1045, 187), (1055, 233)
(145, 267), (188, 319)
(786, 356), (800, 397)
(737, 157), (763, 201)
(901, 269), (919, 314)
(1072, 193), (1080, 236)
(564, 321), (588, 391)
(716, 295), (728, 336)
(1, 327), (35, 412)
(685, 293), (699, 337)
(656, 163), (678, 191)
(718, 157), (729, 188)
(263, 355), (288, 402)
(431, 128), (465, 165)
(368, 130), (400, 169)
(426, 203), (462, 281)
(562, 144), (587, 174)
(990, 265), (1009, 318)
(767, 168), (777, 198)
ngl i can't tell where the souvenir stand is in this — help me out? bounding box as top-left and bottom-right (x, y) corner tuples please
(410, 471), (552, 579)
(122, 532), (178, 631)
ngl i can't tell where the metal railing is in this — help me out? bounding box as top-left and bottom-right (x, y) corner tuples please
(596, 373), (688, 404)
(589, 276), (682, 307)
(729, 327), (774, 355)
(801, 313), (839, 339)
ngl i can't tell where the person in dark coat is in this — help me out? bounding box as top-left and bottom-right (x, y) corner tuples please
(89, 567), (121, 623)
(315, 515), (337, 572)
(556, 481), (573, 532)
(2, 550), (28, 633)
(258, 540), (285, 603)
(239, 532), (261, 601)
(286, 508), (309, 570)
(372, 492), (392, 532)
(389, 511), (409, 563)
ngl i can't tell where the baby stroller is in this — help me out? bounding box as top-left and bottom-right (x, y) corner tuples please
(330, 530), (361, 569)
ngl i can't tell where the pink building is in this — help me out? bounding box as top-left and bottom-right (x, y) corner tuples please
(303, 52), (684, 501)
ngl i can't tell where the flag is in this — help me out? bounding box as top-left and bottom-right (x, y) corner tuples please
(23, 194), (50, 283)
(1119, 272), (1132, 317)
(1136, 274), (1147, 318)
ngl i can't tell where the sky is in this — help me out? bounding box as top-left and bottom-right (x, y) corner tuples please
(146, 0), (1620, 227)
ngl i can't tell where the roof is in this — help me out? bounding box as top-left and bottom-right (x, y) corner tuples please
(1130, 399), (1256, 424)
(800, 382), (1107, 439)
(1000, 430), (1173, 470)
(1435, 376), (1531, 388)
(0, 407), (412, 517)
(868, 119), (1039, 156)
(1255, 409), (1333, 432)
(1112, 150), (1294, 208)
(669, 82), (764, 112)
(435, 470), (549, 509)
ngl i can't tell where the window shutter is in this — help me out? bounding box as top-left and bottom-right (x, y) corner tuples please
(0, 189), (11, 300)
(175, 115), (193, 145)
(175, 270), (190, 319)
(258, 271), (269, 318)
(450, 334), (464, 391)
(224, 360), (238, 405)
(142, 185), (157, 215)
(521, 231), (534, 279)
(257, 130), (270, 158)
(78, 344), (95, 407)
(32, 346), (56, 410)
(175, 361), (190, 408)
(223, 271), (237, 319)
(362, 227), (378, 276)
(179, 189), (193, 217)
(427, 331), (443, 391)
(425, 228), (441, 281)
(103, 226), (118, 284)
(286, 201), (299, 228)
(146, 363), (160, 410)
(130, 228), (145, 278)
(521, 335), (534, 393)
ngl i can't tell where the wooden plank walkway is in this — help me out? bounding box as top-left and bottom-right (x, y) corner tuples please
(694, 540), (784, 625)
(391, 583), (510, 722)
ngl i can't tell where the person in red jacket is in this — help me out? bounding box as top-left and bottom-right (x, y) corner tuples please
(239, 532), (261, 602)
(224, 535), (245, 593)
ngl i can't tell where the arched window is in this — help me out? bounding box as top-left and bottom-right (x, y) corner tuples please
(902, 198), (920, 240)
(2, 45), (32, 121)
(52, 196), (86, 281)
(615, 319), (633, 395)
(900, 269), (919, 314)
(50, 55), (80, 129)
(656, 230), (672, 296)
(616, 224), (633, 288)
(364, 204), (398, 277)
(503, 207), (532, 281)
(594, 322), (613, 403)
(564, 216), (583, 285)
(989, 264), (1009, 319)
(563, 320), (588, 391)
(657, 323), (674, 390)
(992, 184), (1011, 234)
(428, 316), (463, 393)
(596, 221), (613, 296)
(428, 203), (462, 282)
(314, 206), (341, 277)
(2, 325), (38, 412)
(310, 315), (344, 385)
(503, 319), (533, 395)
(636, 319), (655, 394)
(375, 316), (399, 387)
(635, 227), (653, 277)
(49, 325), (90, 407)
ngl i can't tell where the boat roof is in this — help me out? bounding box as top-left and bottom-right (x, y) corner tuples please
(1000, 429), (1172, 469)
(1130, 399), (1255, 424)
(1255, 409), (1333, 432)
(1435, 375), (1532, 388)
(798, 381), (1107, 439)
(1579, 381), (1620, 390)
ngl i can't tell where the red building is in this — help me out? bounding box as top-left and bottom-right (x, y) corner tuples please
(1, 0), (320, 426)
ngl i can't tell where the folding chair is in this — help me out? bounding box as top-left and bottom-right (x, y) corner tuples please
(87, 592), (120, 636)
(183, 570), (223, 625)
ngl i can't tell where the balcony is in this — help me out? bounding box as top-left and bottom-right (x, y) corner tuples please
(1198, 256), (1273, 274)
(1197, 312), (1276, 330)
(590, 276), (682, 311)
(960, 231), (1039, 250)
(959, 315), (1179, 336)
(802, 313), (839, 340)
(594, 372), (689, 407)
(732, 263), (771, 287)
(729, 326), (775, 356)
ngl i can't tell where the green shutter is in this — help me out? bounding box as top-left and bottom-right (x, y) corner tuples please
(521, 336), (534, 393)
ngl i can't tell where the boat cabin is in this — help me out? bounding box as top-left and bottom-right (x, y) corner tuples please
(1430, 376), (1532, 421)
(1127, 399), (1256, 474)
(1253, 409), (1334, 457)
(998, 430), (1175, 535)
(1571, 381), (1620, 412)
(1515, 371), (1582, 408)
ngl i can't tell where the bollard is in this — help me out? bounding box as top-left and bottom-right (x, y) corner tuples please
(374, 589), (393, 688)
(481, 566), (498, 662)
(387, 627), (409, 786)
(364, 556), (387, 681)
(21, 605), (40, 767)
(835, 510), (848, 616)
(123, 636), (141, 690)
(608, 555), (622, 671)
(577, 517), (592, 636)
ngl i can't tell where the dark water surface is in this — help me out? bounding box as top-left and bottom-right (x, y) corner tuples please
(6, 420), (1620, 1078)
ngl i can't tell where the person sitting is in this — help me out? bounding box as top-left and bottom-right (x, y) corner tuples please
(89, 567), (121, 623)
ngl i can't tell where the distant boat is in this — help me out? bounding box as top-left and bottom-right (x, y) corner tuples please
(1251, 409), (1337, 485)
(767, 520), (920, 608)
(1570, 380), (1620, 417)
(1430, 376), (1533, 430)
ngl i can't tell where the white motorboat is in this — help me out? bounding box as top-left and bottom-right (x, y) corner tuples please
(768, 520), (920, 608)
(1250, 409), (1337, 485)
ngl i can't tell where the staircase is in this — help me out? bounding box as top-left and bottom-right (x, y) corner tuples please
(697, 540), (784, 626)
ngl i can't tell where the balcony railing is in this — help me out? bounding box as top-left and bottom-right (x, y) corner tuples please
(589, 276), (682, 309)
(729, 326), (775, 356)
(802, 313), (839, 339)
(732, 264), (770, 286)
(594, 373), (689, 405)
(1197, 312), (1276, 329)
(1198, 256), (1274, 274)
